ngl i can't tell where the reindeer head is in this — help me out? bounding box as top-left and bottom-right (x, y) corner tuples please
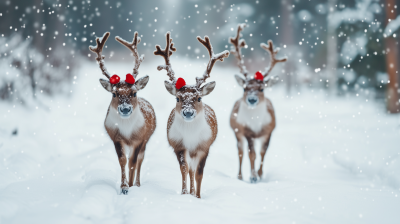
(155, 32), (229, 122)
(90, 32), (149, 118)
(229, 24), (287, 108)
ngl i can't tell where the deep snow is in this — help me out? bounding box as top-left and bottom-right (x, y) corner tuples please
(0, 60), (399, 224)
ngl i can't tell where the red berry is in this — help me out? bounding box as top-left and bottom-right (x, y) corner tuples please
(125, 73), (135, 84)
(175, 78), (186, 89)
(254, 71), (264, 81)
(110, 74), (120, 84)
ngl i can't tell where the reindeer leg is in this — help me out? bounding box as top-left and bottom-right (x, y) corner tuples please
(176, 150), (189, 194)
(195, 154), (208, 199)
(189, 168), (195, 195)
(128, 156), (136, 187)
(134, 144), (146, 187)
(246, 137), (257, 183)
(258, 135), (271, 179)
(114, 142), (129, 194)
(128, 143), (142, 187)
(235, 134), (244, 180)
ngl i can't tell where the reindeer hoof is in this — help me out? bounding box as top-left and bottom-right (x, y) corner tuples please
(238, 174), (243, 180)
(258, 170), (263, 179)
(181, 189), (189, 195)
(121, 188), (129, 195)
(250, 176), (258, 183)
(134, 182), (141, 187)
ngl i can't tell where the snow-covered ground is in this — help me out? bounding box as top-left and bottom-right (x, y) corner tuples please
(0, 60), (399, 224)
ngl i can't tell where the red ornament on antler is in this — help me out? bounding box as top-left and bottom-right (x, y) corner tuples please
(175, 77), (186, 89)
(125, 73), (135, 84)
(254, 71), (264, 81)
(110, 74), (120, 84)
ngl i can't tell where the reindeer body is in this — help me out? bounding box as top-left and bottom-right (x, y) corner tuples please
(168, 105), (217, 154)
(228, 24), (286, 182)
(232, 99), (274, 135)
(90, 31), (155, 194)
(104, 97), (156, 190)
(230, 97), (276, 181)
(154, 32), (228, 198)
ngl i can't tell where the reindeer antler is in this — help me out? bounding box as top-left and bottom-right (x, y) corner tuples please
(196, 36), (230, 88)
(89, 32), (111, 79)
(154, 32), (176, 83)
(229, 23), (248, 78)
(260, 40), (287, 80)
(115, 31), (144, 79)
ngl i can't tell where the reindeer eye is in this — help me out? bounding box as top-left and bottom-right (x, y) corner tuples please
(259, 89), (264, 92)
(113, 93), (116, 98)
(176, 98), (179, 102)
(198, 97), (202, 102)
(133, 92), (137, 97)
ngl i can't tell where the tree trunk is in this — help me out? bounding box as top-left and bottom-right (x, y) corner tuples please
(34, 0), (44, 54)
(281, 0), (294, 96)
(327, 0), (338, 95)
(385, 0), (400, 113)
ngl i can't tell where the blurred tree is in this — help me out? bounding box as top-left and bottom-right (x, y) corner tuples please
(327, 0), (338, 95)
(33, 0), (44, 54)
(281, 0), (295, 95)
(384, 0), (400, 113)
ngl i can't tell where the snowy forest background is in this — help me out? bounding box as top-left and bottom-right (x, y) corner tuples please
(0, 0), (400, 224)
(1, 0), (400, 111)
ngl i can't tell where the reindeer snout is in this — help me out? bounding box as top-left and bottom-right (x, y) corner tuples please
(182, 109), (196, 122)
(122, 107), (131, 114)
(118, 104), (133, 117)
(183, 110), (194, 117)
(246, 95), (259, 107)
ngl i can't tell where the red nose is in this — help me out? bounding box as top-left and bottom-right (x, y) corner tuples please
(110, 75), (120, 84)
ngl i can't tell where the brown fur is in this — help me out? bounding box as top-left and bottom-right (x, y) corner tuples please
(228, 24), (285, 181)
(105, 82), (156, 191)
(91, 31), (154, 194)
(229, 80), (276, 180)
(167, 100), (217, 198)
(154, 31), (225, 198)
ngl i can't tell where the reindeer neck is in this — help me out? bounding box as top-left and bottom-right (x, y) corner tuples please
(169, 107), (212, 151)
(236, 99), (271, 133)
(105, 105), (145, 139)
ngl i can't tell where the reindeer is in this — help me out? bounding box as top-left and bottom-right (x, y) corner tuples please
(154, 32), (229, 198)
(229, 24), (287, 183)
(89, 32), (156, 195)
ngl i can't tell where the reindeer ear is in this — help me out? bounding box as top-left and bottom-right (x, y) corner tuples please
(134, 75), (149, 91)
(99, 79), (112, 92)
(234, 75), (245, 88)
(200, 81), (216, 96)
(164, 81), (176, 95)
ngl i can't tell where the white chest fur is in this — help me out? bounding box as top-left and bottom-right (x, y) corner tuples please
(168, 109), (212, 151)
(105, 106), (145, 139)
(236, 100), (271, 133)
